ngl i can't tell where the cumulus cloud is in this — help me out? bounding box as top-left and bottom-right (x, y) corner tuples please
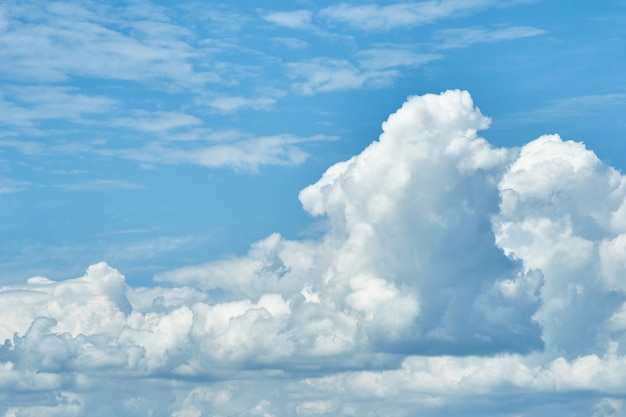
(4, 90), (626, 415)
(494, 134), (626, 358)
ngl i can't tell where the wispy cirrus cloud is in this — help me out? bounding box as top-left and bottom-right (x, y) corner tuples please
(0, 176), (29, 194)
(286, 58), (400, 95)
(0, 99), (329, 170)
(319, 0), (496, 31)
(0, 2), (216, 86)
(56, 179), (144, 191)
(204, 96), (277, 113)
(0, 0), (553, 182)
(286, 51), (440, 94)
(357, 48), (442, 70)
(120, 133), (336, 171)
(515, 92), (626, 121)
(270, 36), (310, 49)
(111, 110), (204, 132)
(262, 3), (543, 97)
(263, 10), (313, 29)
(435, 25), (546, 49)
(0, 86), (117, 127)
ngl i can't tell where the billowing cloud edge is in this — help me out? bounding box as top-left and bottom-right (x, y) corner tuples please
(3, 90), (626, 416)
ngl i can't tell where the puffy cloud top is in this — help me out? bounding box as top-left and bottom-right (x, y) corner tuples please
(4, 90), (626, 416)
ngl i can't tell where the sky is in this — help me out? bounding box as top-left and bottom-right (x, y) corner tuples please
(1, 0), (626, 416)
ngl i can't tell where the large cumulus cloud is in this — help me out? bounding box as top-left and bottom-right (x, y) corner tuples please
(3, 90), (626, 416)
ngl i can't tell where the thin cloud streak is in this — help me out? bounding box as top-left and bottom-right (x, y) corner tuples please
(263, 10), (313, 30)
(435, 25), (546, 49)
(286, 58), (401, 94)
(515, 93), (626, 120)
(119, 133), (337, 171)
(319, 0), (497, 31)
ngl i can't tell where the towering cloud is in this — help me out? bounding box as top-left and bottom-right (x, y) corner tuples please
(2, 90), (626, 416)
(494, 134), (626, 358)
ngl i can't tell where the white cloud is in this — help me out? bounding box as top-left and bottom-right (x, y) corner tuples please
(435, 25), (546, 49)
(270, 36), (310, 49)
(2, 106), (337, 174)
(0, 86), (117, 127)
(264, 10), (313, 29)
(516, 93), (626, 121)
(0, 176), (29, 194)
(112, 111), (203, 132)
(120, 133), (334, 170)
(357, 48), (441, 70)
(494, 133), (626, 358)
(319, 0), (496, 31)
(206, 96), (276, 113)
(286, 48), (442, 94)
(594, 398), (625, 417)
(287, 58), (400, 94)
(5, 90), (626, 415)
(57, 179), (144, 191)
(158, 91), (535, 358)
(2, 392), (83, 417)
(0, 2), (214, 85)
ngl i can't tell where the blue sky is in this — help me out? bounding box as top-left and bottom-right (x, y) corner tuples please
(2, 0), (626, 416)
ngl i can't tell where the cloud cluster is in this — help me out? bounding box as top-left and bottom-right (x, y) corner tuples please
(0, 1), (208, 85)
(0, 0), (547, 179)
(3, 90), (626, 415)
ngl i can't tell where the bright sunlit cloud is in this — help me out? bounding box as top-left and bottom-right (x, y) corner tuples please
(2, 1), (626, 416)
(4, 90), (626, 416)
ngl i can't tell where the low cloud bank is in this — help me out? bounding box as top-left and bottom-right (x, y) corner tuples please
(3, 90), (626, 416)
